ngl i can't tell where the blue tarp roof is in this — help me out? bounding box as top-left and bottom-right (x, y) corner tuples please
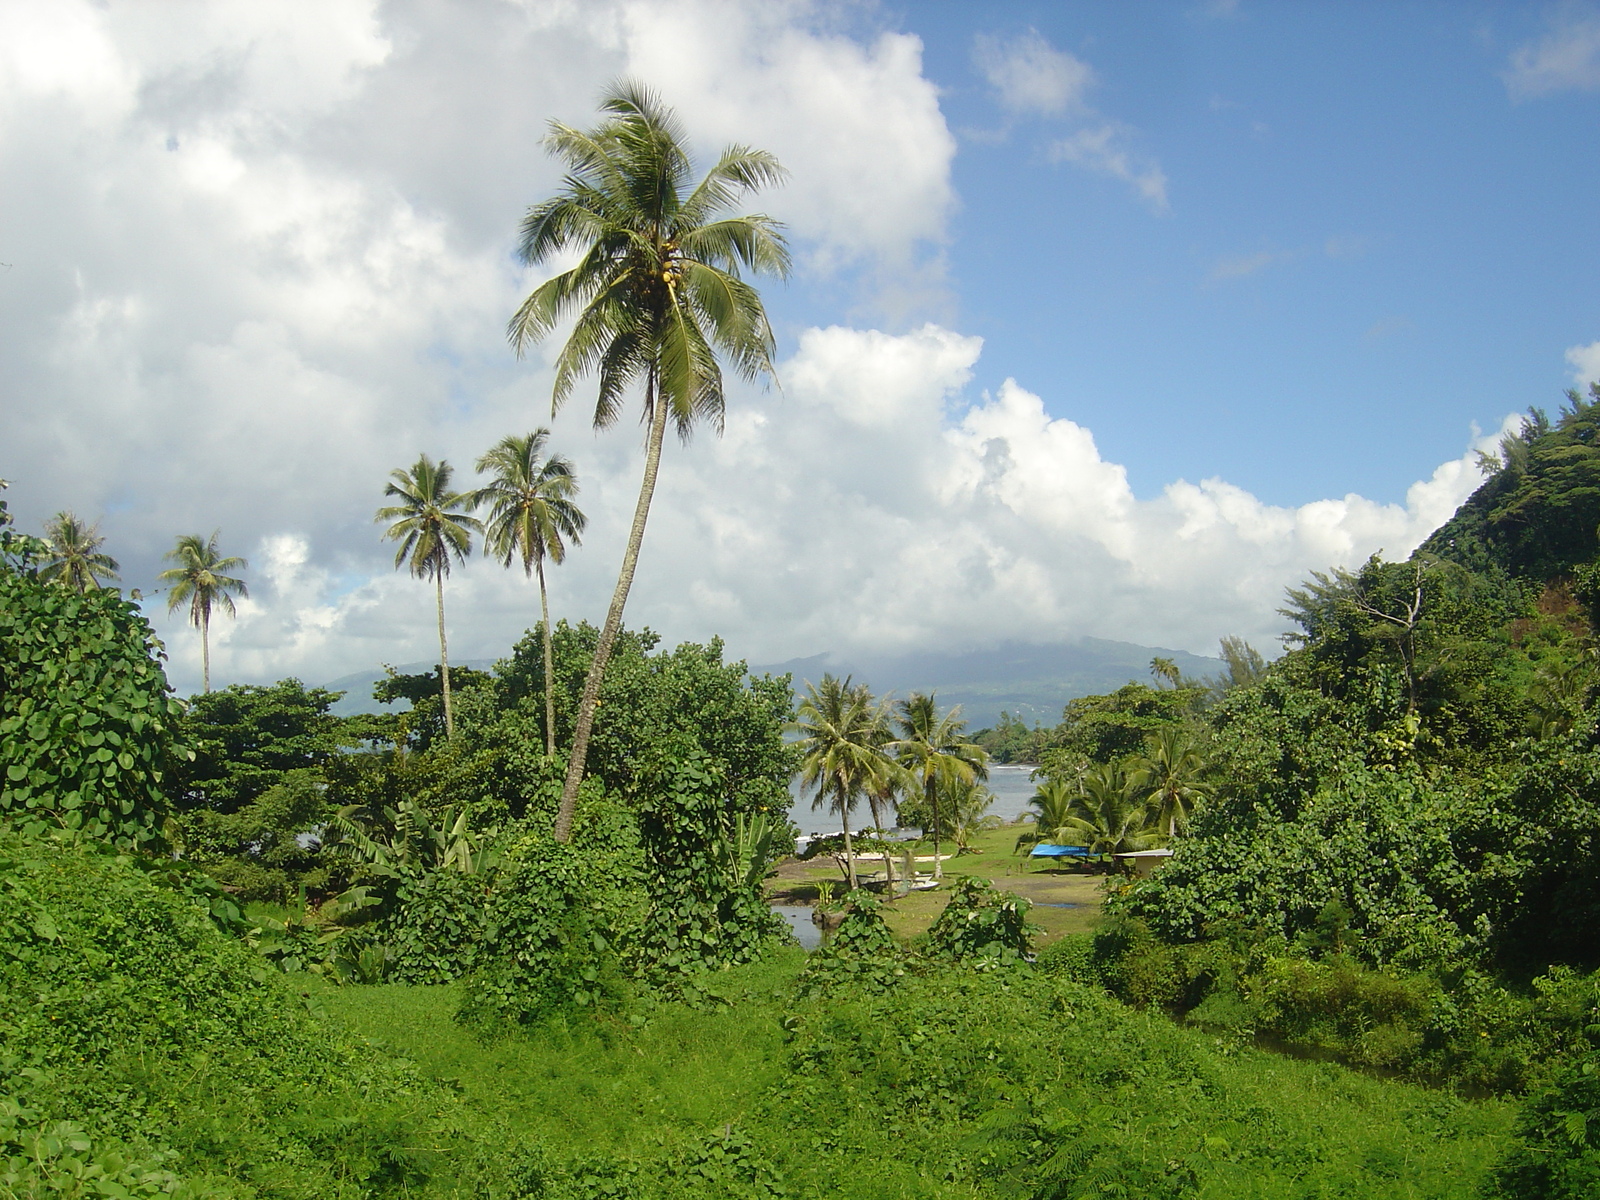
(1030, 844), (1091, 857)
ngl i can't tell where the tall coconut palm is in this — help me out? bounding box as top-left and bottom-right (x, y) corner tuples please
(375, 455), (481, 741)
(158, 532), (247, 693)
(891, 692), (987, 881)
(793, 675), (890, 892)
(474, 430), (586, 756)
(1129, 727), (1210, 837)
(40, 511), (119, 592)
(509, 80), (791, 843)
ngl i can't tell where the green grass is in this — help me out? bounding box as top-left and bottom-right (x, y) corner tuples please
(771, 821), (1109, 943)
(316, 953), (803, 1159)
(315, 949), (1516, 1199)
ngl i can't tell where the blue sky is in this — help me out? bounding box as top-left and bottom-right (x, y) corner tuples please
(796, 2), (1599, 506)
(2, 0), (1596, 692)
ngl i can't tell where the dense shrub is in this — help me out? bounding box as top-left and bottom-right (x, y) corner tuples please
(0, 831), (531, 1196)
(1113, 768), (1474, 966)
(457, 837), (636, 1031)
(925, 876), (1036, 967)
(796, 892), (906, 997)
(1492, 1053), (1600, 1199)
(0, 565), (185, 847)
(632, 743), (789, 982)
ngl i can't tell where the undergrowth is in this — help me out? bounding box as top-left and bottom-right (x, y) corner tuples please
(323, 953), (1516, 1198)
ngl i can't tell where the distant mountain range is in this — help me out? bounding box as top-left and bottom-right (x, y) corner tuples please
(320, 638), (1225, 730)
(750, 638), (1225, 731)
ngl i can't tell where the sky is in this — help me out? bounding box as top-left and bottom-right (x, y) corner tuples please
(2, 0), (1598, 696)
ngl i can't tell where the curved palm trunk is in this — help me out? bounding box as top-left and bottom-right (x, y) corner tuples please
(535, 556), (557, 758)
(436, 570), (454, 741)
(554, 375), (668, 842)
(927, 777), (943, 881)
(839, 785), (858, 892)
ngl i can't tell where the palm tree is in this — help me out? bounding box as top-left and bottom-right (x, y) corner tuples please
(158, 532), (247, 693)
(891, 692), (987, 881)
(474, 430), (586, 756)
(509, 80), (791, 843)
(863, 700), (913, 893)
(1016, 778), (1079, 856)
(793, 675), (890, 891)
(375, 455), (482, 741)
(1061, 765), (1160, 863)
(39, 512), (119, 592)
(945, 775), (996, 851)
(1129, 727), (1210, 837)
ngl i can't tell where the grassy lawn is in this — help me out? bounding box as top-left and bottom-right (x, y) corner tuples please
(313, 951), (1515, 1199)
(767, 819), (1109, 944)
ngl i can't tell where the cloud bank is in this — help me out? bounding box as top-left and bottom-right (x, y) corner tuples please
(140, 322), (1505, 694)
(0, 0), (1507, 695)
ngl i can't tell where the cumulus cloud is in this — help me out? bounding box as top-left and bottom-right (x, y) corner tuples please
(1505, 9), (1600, 97)
(144, 321), (1507, 694)
(0, 1), (1503, 697)
(973, 29), (1093, 115)
(0, 0), (962, 691)
(1567, 339), (1600, 385)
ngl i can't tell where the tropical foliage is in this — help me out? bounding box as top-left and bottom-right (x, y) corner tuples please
(38, 511), (119, 592)
(508, 80), (791, 842)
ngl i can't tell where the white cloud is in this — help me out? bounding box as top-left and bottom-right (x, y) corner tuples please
(973, 29), (1094, 115)
(972, 27), (1167, 213)
(1567, 339), (1600, 385)
(141, 322), (1509, 693)
(0, 1), (1508, 697)
(1505, 11), (1600, 97)
(1049, 123), (1169, 212)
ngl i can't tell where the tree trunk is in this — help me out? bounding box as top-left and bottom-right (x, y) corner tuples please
(553, 373), (669, 842)
(839, 788), (858, 892)
(928, 777), (943, 880)
(436, 569), (454, 741)
(868, 791), (895, 897)
(200, 603), (211, 694)
(536, 555), (557, 757)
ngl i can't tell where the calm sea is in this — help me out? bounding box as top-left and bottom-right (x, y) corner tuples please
(785, 762), (1040, 836)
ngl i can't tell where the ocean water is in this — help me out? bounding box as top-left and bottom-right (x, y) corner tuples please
(785, 762), (1040, 836)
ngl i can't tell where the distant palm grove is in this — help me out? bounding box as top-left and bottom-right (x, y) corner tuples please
(5, 82), (1600, 1198)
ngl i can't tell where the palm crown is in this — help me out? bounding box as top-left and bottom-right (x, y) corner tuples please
(158, 532), (247, 693)
(376, 456), (481, 581)
(509, 80), (792, 437)
(40, 511), (119, 592)
(474, 431), (585, 576)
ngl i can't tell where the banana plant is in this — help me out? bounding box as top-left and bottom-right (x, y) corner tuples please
(717, 810), (787, 893)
